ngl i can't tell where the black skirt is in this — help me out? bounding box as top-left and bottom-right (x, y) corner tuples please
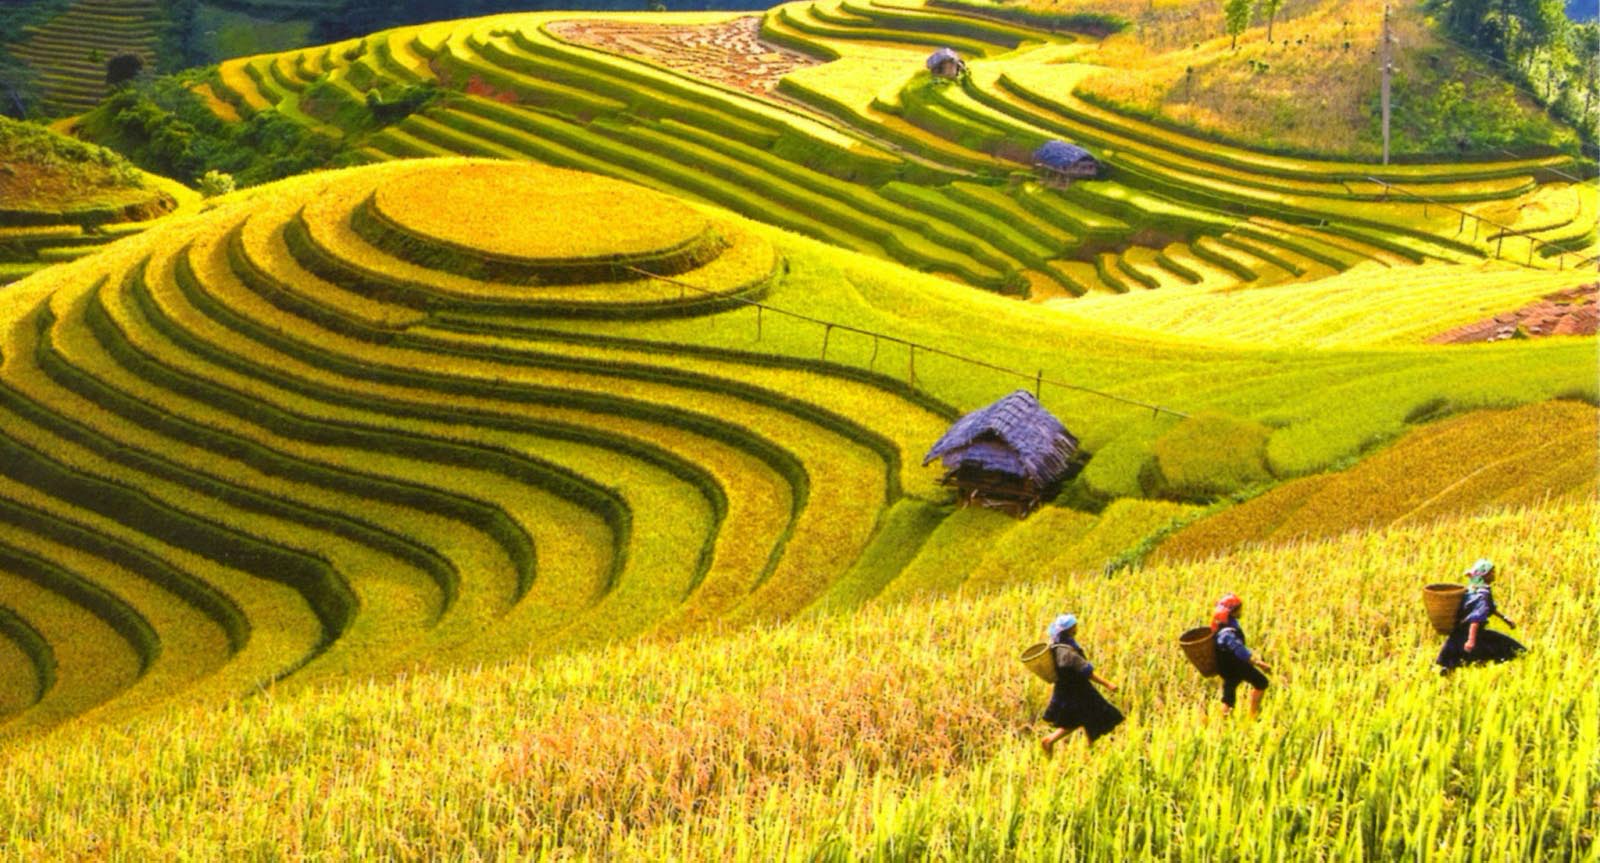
(1436, 625), (1525, 670)
(1042, 675), (1125, 741)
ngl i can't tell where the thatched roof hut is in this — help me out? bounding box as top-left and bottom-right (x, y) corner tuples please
(926, 47), (967, 79)
(922, 389), (1080, 516)
(1033, 139), (1100, 184)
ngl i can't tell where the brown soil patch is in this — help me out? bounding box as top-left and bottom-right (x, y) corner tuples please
(546, 16), (821, 97)
(1429, 283), (1597, 343)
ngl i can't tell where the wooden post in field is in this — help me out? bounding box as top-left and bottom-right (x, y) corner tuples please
(908, 344), (917, 389)
(755, 305), (763, 341)
(821, 323), (832, 359)
(1381, 4), (1392, 166)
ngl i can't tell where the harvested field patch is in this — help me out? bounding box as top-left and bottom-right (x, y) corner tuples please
(1154, 399), (1598, 563)
(546, 16), (821, 97)
(1430, 283), (1597, 343)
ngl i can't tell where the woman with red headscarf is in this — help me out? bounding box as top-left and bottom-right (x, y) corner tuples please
(1211, 593), (1273, 716)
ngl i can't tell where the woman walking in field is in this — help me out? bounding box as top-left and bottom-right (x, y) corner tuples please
(1436, 559), (1524, 675)
(1211, 594), (1272, 717)
(1039, 613), (1124, 754)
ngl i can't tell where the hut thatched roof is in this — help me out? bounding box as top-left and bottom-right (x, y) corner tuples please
(1033, 139), (1095, 169)
(926, 47), (963, 71)
(922, 390), (1079, 486)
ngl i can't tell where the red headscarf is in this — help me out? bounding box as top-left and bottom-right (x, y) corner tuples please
(1210, 593), (1242, 632)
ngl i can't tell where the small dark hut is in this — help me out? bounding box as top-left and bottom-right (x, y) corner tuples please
(926, 47), (967, 79)
(1033, 139), (1100, 186)
(922, 389), (1080, 517)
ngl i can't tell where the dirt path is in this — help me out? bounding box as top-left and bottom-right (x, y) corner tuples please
(546, 16), (821, 97)
(1429, 283), (1597, 343)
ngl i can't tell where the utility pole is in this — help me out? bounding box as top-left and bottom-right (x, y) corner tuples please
(1381, 3), (1393, 166)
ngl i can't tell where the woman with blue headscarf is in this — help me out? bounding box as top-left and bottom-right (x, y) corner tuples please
(1039, 613), (1124, 754)
(1436, 559), (1525, 674)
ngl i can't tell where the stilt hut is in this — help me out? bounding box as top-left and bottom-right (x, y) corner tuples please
(926, 47), (967, 79)
(1033, 139), (1100, 186)
(922, 389), (1080, 517)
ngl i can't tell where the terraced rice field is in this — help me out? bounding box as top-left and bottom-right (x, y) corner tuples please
(1, 156), (1591, 737)
(193, 2), (1598, 307)
(0, 159), (973, 732)
(1, 174), (196, 289)
(6, 0), (164, 117)
(0, 4), (1593, 853)
(1, 496), (1593, 857)
(1154, 400), (1598, 563)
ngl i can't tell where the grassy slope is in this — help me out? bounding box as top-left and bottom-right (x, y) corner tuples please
(0, 497), (1592, 858)
(0, 117), (193, 285)
(0, 116), (150, 212)
(1046, 260), (1600, 347)
(550, 216), (1595, 494)
(1041, 0), (1578, 157)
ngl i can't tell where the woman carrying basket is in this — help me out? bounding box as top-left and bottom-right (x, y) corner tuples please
(1039, 613), (1124, 754)
(1436, 559), (1524, 674)
(1211, 594), (1272, 717)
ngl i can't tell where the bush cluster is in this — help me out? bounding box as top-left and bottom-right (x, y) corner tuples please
(78, 75), (352, 189)
(0, 116), (143, 189)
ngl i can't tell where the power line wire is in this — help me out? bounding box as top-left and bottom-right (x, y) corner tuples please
(623, 265), (1191, 419)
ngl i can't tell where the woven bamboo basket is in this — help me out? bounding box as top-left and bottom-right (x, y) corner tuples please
(1179, 626), (1219, 677)
(1423, 583), (1466, 635)
(1020, 642), (1057, 684)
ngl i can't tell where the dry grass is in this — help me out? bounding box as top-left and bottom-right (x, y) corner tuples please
(1024, 0), (1565, 157)
(0, 496), (1592, 859)
(1154, 399), (1598, 563)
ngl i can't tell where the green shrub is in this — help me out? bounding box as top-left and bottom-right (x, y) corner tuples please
(198, 169), (236, 198)
(76, 80), (348, 188)
(1144, 411), (1273, 500)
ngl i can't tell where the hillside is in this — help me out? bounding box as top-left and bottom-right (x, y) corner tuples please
(0, 3), (1595, 856)
(0, 496), (1592, 857)
(1051, 0), (1592, 157)
(0, 116), (188, 285)
(4, 0), (165, 117)
(121, 3), (1595, 305)
(0, 156), (1590, 737)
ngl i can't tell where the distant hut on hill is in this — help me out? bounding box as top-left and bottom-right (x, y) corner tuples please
(926, 47), (967, 79)
(1033, 139), (1100, 186)
(922, 389), (1080, 516)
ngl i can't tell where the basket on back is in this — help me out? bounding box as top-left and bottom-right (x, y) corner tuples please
(1423, 583), (1466, 635)
(1020, 642), (1057, 684)
(1179, 626), (1219, 677)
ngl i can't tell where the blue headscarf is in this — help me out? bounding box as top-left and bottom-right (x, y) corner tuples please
(1466, 558), (1494, 589)
(1048, 613), (1078, 642)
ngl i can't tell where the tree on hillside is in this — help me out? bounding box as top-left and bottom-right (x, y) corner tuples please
(1258, 0), (1285, 41)
(106, 53), (144, 89)
(1225, 0), (1254, 48)
(1570, 23), (1598, 118)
